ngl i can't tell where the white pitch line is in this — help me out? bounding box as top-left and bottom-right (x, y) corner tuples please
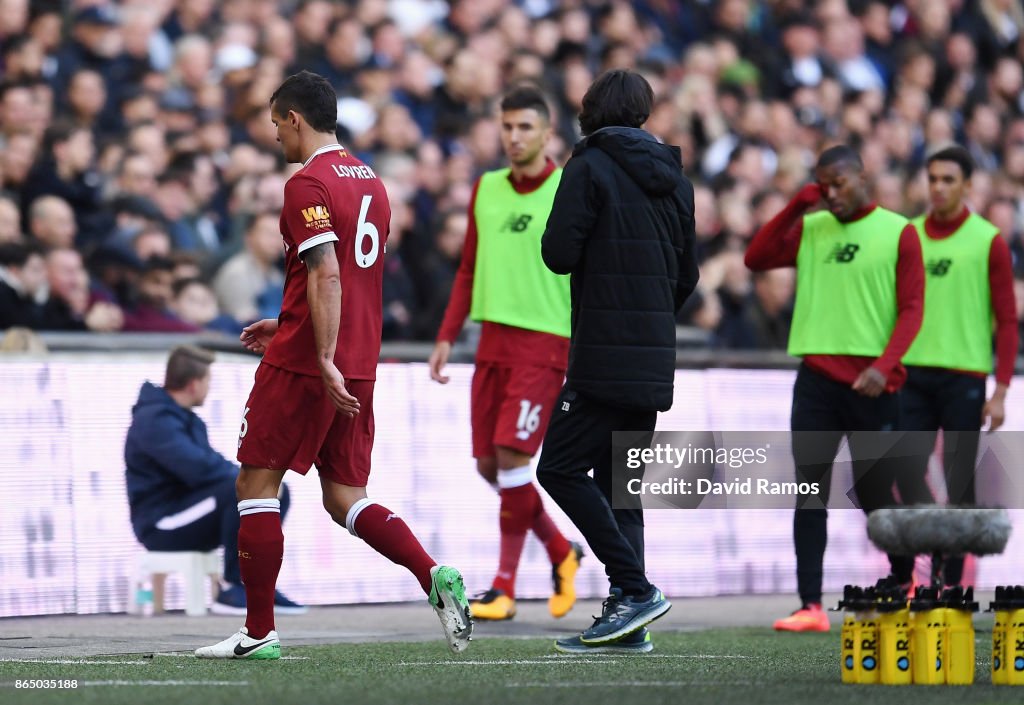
(81, 680), (248, 687)
(0, 659), (148, 665)
(153, 653), (310, 660)
(399, 659), (611, 666)
(508, 681), (759, 688)
(541, 654), (751, 659)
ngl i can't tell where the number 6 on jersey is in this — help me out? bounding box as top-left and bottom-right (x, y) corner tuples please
(355, 194), (379, 268)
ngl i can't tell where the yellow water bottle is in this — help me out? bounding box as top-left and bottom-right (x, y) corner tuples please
(991, 586), (1010, 685)
(877, 584), (912, 685)
(855, 587), (880, 685)
(1008, 586), (1024, 686)
(943, 586), (978, 685)
(839, 586), (866, 684)
(910, 587), (946, 684)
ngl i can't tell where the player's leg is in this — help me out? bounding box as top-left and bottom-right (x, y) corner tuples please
(559, 410), (655, 653)
(893, 368), (941, 505)
(467, 445), (532, 620)
(496, 365), (580, 618)
(776, 364), (842, 632)
(197, 365), (328, 660)
(847, 387), (914, 588)
(468, 364), (519, 618)
(195, 466), (286, 660)
(318, 379), (471, 653)
(538, 389), (670, 645)
(206, 478), (302, 614)
(937, 371), (985, 586)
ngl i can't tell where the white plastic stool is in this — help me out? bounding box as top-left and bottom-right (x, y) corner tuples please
(131, 551), (220, 616)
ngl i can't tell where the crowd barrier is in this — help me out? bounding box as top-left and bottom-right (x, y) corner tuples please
(1, 354), (1021, 618)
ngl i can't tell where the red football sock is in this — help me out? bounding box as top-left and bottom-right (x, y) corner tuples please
(238, 507), (283, 639)
(492, 484), (538, 597)
(531, 501), (572, 565)
(352, 502), (435, 594)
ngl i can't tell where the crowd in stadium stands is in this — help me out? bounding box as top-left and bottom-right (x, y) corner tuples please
(0, 0), (1023, 351)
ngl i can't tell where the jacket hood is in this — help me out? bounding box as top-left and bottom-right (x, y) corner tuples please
(576, 127), (682, 196)
(133, 381), (179, 414)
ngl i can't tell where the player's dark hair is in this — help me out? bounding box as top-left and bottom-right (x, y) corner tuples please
(816, 144), (863, 172)
(578, 69), (654, 136)
(164, 344), (214, 390)
(269, 70), (337, 133)
(500, 84), (551, 122)
(926, 144), (974, 179)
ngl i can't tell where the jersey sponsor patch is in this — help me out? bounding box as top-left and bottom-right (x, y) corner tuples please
(300, 205), (331, 230)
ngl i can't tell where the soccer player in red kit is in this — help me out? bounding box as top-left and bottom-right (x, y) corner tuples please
(196, 71), (472, 659)
(428, 85), (582, 622)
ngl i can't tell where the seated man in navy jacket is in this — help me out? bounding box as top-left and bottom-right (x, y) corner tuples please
(125, 344), (305, 614)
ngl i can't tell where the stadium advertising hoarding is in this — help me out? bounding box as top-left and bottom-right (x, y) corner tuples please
(0, 359), (1021, 617)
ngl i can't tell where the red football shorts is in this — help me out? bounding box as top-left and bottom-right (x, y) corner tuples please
(470, 362), (565, 458)
(237, 362), (375, 487)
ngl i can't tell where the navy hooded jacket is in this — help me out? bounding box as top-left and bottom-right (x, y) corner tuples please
(124, 381), (238, 539)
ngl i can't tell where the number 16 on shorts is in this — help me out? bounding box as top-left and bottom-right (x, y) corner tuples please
(516, 400), (541, 441)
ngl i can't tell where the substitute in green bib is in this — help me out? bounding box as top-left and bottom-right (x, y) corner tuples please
(428, 85), (582, 624)
(896, 145), (1018, 587)
(745, 144), (925, 633)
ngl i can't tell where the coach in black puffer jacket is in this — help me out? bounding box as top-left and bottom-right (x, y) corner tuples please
(537, 70), (698, 646)
(541, 119), (698, 412)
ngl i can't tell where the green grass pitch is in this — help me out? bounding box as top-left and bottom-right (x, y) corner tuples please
(2, 628), (1020, 705)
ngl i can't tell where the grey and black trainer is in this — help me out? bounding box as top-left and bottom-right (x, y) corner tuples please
(555, 627), (653, 654)
(579, 586), (671, 645)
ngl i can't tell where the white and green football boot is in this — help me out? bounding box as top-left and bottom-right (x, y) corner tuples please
(429, 565), (473, 654)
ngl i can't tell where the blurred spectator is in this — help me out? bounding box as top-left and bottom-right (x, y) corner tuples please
(0, 241), (48, 329)
(122, 255), (200, 332)
(415, 208), (466, 340)
(45, 247), (123, 332)
(131, 223), (173, 262)
(0, 193), (23, 243)
(54, 6), (132, 116)
(155, 151), (222, 255)
(27, 195), (76, 249)
(66, 68), (112, 135)
(211, 211), (283, 324)
(87, 242), (142, 307)
(773, 13), (832, 99)
(0, 79), (35, 139)
(986, 197), (1024, 269)
(0, 131), (37, 193)
(170, 251), (203, 283)
(743, 269), (796, 349)
(170, 277), (240, 336)
(115, 151), (159, 200)
(21, 119), (110, 246)
(380, 192), (417, 341)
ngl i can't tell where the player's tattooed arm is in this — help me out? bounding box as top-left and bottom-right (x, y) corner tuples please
(303, 241), (333, 270)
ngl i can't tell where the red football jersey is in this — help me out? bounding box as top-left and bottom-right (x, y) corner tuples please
(262, 143), (390, 379)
